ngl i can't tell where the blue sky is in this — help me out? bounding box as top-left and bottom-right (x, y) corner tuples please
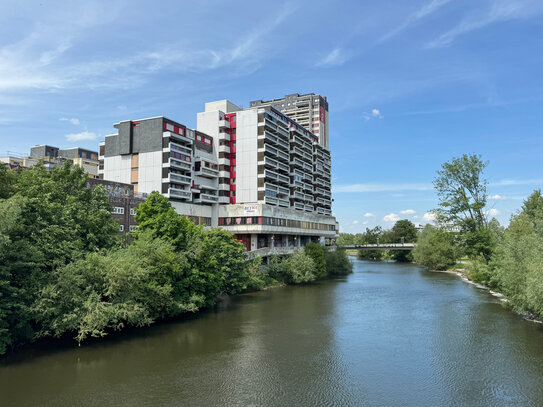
(1, 0), (543, 232)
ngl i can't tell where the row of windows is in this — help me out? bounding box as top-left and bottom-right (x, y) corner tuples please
(112, 207), (138, 216)
(171, 151), (191, 162)
(119, 225), (139, 232)
(218, 216), (335, 231)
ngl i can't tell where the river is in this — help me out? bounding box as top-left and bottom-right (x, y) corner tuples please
(2, 259), (543, 406)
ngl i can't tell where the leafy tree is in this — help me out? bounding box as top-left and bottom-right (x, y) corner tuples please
(412, 225), (457, 270)
(521, 189), (543, 234)
(0, 164), (15, 199)
(324, 247), (353, 275)
(135, 191), (201, 251)
(0, 163), (119, 354)
(203, 228), (248, 295)
(433, 154), (488, 230)
(304, 242), (327, 279)
(283, 250), (316, 284)
(390, 219), (418, 243)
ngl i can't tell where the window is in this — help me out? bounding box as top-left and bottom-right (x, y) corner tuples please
(129, 225), (138, 232)
(112, 207), (124, 215)
(130, 208), (136, 216)
(119, 224), (124, 232)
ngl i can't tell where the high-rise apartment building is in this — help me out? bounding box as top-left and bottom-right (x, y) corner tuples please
(250, 93), (329, 149)
(99, 100), (337, 253)
(197, 100), (332, 216)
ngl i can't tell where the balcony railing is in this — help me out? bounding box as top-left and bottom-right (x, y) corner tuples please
(169, 188), (192, 200)
(170, 173), (192, 185)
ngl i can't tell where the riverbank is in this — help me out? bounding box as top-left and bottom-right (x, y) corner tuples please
(430, 268), (543, 324)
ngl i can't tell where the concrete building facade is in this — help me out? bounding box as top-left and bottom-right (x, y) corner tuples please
(99, 99), (337, 252)
(250, 93), (330, 149)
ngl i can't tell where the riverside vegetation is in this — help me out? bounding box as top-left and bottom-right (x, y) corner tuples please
(342, 153), (543, 322)
(0, 163), (351, 355)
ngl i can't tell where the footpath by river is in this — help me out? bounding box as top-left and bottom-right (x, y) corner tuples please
(2, 259), (543, 406)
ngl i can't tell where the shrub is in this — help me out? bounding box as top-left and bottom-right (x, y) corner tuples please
(324, 247), (353, 275)
(304, 242), (327, 278)
(283, 250), (317, 284)
(412, 225), (457, 270)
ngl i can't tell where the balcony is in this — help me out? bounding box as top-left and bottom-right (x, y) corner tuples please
(315, 187), (327, 197)
(219, 196), (230, 204)
(277, 162), (289, 173)
(219, 131), (230, 141)
(195, 165), (219, 179)
(294, 202), (305, 210)
(304, 204), (314, 212)
(278, 199), (289, 207)
(165, 131), (193, 146)
(194, 193), (219, 204)
(169, 158), (192, 171)
(169, 173), (192, 185)
(219, 145), (231, 154)
(277, 150), (289, 162)
(291, 146), (304, 157)
(290, 157), (304, 168)
(277, 173), (289, 184)
(219, 119), (230, 129)
(258, 131), (278, 144)
(292, 191), (305, 200)
(168, 187), (192, 200)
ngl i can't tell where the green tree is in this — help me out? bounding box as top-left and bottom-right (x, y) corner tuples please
(203, 228), (248, 295)
(304, 242), (327, 279)
(412, 225), (457, 270)
(0, 165), (15, 199)
(324, 247), (353, 275)
(283, 250), (317, 284)
(135, 191), (201, 251)
(434, 154), (488, 230)
(390, 219), (418, 243)
(0, 163), (119, 354)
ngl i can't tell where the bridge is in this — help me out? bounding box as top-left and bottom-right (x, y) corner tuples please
(339, 243), (415, 251)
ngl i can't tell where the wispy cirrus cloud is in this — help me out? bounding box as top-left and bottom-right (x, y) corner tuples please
(315, 48), (351, 67)
(426, 0), (543, 48)
(65, 131), (97, 141)
(0, 3), (296, 92)
(333, 182), (432, 193)
(379, 0), (454, 42)
(60, 117), (80, 125)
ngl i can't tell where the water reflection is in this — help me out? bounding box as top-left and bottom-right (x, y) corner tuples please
(2, 260), (543, 406)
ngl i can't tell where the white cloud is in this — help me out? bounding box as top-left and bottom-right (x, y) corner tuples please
(334, 182), (432, 193)
(363, 108), (383, 121)
(379, 0), (454, 42)
(352, 220), (359, 225)
(486, 208), (500, 217)
(60, 117), (80, 125)
(364, 212), (375, 217)
(65, 131), (97, 141)
(383, 213), (400, 223)
(316, 47), (350, 67)
(491, 178), (543, 187)
(0, 4), (296, 92)
(427, 0), (543, 48)
(400, 209), (416, 215)
(488, 194), (506, 200)
(423, 212), (436, 221)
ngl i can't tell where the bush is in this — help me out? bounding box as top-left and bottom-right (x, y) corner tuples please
(324, 247), (353, 275)
(283, 250), (317, 284)
(304, 242), (327, 278)
(412, 225), (457, 270)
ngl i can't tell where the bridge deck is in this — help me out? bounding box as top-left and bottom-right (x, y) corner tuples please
(340, 243), (415, 251)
